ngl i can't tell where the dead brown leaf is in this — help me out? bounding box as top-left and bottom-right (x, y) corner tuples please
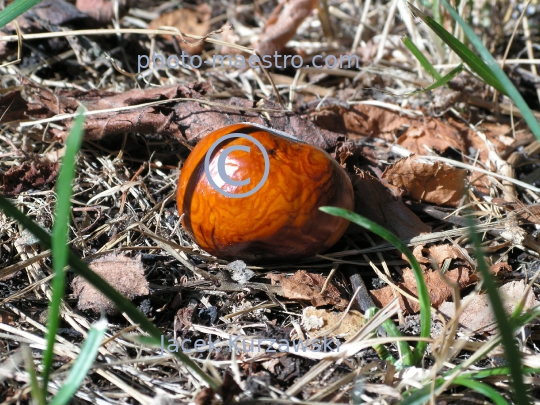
(148, 5), (211, 55)
(438, 280), (539, 334)
(0, 162), (59, 195)
(310, 104), (516, 166)
(395, 118), (465, 155)
(412, 245), (430, 264)
(267, 270), (348, 310)
(254, 0), (318, 58)
(370, 266), (475, 314)
(311, 103), (465, 156)
(301, 306), (363, 340)
(426, 244), (466, 268)
(499, 202), (540, 225)
(0, 310), (15, 325)
(3, 80), (343, 151)
(382, 156), (467, 207)
(489, 262), (513, 277)
(175, 301), (197, 332)
(71, 253), (149, 314)
(349, 171), (431, 240)
(311, 104), (412, 142)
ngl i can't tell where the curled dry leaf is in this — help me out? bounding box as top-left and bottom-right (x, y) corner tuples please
(71, 253), (149, 314)
(148, 5), (212, 55)
(382, 156), (467, 207)
(0, 162), (59, 195)
(370, 266), (476, 314)
(254, 0), (318, 58)
(410, 244), (462, 268)
(406, 244), (467, 269)
(311, 104), (413, 142)
(426, 244), (467, 268)
(301, 306), (363, 340)
(267, 270), (349, 310)
(438, 280), (539, 334)
(412, 245), (430, 264)
(310, 104), (516, 163)
(349, 171), (431, 240)
(2, 80), (342, 151)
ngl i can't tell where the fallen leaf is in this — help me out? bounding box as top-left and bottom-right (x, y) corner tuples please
(0, 0), (88, 59)
(267, 270), (349, 310)
(0, 310), (15, 325)
(349, 171), (431, 240)
(426, 244), (466, 268)
(254, 0), (318, 58)
(310, 103), (465, 156)
(451, 118), (517, 163)
(148, 5), (212, 55)
(72, 253), (149, 314)
(382, 156), (467, 207)
(311, 104), (413, 142)
(310, 104), (516, 164)
(0, 90), (49, 122)
(395, 118), (464, 155)
(370, 266), (475, 314)
(489, 262), (513, 277)
(301, 306), (363, 340)
(412, 245), (430, 264)
(438, 280), (540, 334)
(10, 0), (87, 27)
(4, 80), (343, 151)
(0, 162), (59, 195)
(261, 358), (281, 373)
(175, 306), (196, 332)
(499, 202), (540, 225)
(75, 0), (130, 24)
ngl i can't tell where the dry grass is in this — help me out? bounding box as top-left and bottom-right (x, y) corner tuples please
(2, 0), (540, 404)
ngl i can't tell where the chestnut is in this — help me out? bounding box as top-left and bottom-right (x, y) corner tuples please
(176, 123), (354, 263)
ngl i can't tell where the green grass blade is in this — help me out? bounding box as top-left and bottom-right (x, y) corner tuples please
(467, 366), (540, 380)
(401, 64), (463, 97)
(0, 194), (219, 391)
(408, 3), (507, 95)
(49, 319), (107, 405)
(512, 305), (540, 329)
(319, 207), (431, 365)
(0, 0), (42, 29)
(367, 307), (413, 367)
(402, 365), (540, 404)
(452, 377), (510, 405)
(437, 0), (540, 157)
(465, 216), (529, 405)
(41, 111), (85, 392)
(402, 37), (442, 80)
(402, 376), (509, 405)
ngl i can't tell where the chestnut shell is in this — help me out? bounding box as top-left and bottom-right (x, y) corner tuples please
(176, 123), (354, 263)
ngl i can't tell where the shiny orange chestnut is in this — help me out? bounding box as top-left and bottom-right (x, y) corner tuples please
(176, 123), (354, 263)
